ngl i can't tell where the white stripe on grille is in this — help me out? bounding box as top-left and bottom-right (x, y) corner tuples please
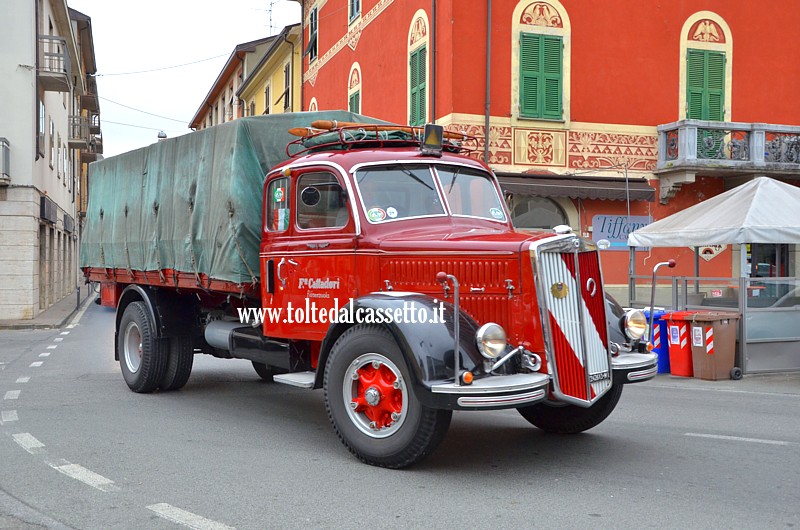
(539, 251), (611, 399)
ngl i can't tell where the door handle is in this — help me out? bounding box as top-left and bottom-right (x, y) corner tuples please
(277, 258), (298, 287)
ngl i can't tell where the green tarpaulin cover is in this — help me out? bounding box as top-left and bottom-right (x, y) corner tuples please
(81, 111), (386, 285)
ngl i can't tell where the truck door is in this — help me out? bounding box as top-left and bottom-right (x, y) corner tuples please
(261, 168), (356, 340)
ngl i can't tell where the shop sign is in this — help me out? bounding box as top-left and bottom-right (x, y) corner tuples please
(688, 244), (727, 261)
(592, 215), (652, 250)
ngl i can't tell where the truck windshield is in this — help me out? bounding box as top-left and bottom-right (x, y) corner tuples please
(354, 164), (445, 223)
(436, 166), (507, 222)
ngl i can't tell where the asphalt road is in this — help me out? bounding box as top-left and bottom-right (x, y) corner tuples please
(1, 302), (799, 529)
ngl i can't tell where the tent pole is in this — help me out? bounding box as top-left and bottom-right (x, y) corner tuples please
(694, 246), (700, 292)
(628, 246), (635, 305)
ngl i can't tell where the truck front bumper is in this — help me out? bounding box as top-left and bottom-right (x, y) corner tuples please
(429, 372), (550, 410)
(612, 352), (658, 384)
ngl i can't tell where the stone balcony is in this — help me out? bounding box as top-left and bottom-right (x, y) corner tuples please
(655, 120), (800, 203)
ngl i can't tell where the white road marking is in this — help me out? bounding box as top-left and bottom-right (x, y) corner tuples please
(16, 377), (30, 384)
(30, 362), (43, 368)
(13, 433), (45, 454)
(60, 331), (70, 335)
(147, 503), (236, 530)
(39, 352), (50, 358)
(646, 383), (800, 399)
(685, 432), (796, 446)
(67, 293), (96, 328)
(49, 462), (120, 492)
(4, 390), (20, 400)
(1, 410), (19, 424)
(54, 337), (63, 342)
(46, 345), (57, 350)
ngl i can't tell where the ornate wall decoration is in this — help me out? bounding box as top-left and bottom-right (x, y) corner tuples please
(689, 19), (726, 43)
(444, 124), (512, 165)
(514, 129), (566, 166)
(520, 2), (563, 28)
(409, 17), (427, 46)
(349, 68), (360, 90)
(567, 131), (657, 171)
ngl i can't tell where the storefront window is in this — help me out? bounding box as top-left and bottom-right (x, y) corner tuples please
(510, 195), (567, 229)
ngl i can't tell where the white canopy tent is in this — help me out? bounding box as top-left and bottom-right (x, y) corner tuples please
(628, 177), (800, 247)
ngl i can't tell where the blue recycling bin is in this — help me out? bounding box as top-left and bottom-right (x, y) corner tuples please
(643, 309), (670, 373)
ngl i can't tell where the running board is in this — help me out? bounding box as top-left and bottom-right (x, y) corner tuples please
(273, 371), (316, 389)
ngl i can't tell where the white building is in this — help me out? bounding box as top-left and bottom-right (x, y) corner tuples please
(0, 0), (101, 320)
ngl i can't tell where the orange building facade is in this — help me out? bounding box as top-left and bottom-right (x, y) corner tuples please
(297, 0), (800, 297)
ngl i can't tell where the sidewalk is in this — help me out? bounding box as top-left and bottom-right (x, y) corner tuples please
(649, 372), (800, 396)
(0, 289), (97, 330)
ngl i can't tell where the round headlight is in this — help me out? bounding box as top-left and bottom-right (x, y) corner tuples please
(624, 309), (647, 340)
(476, 323), (507, 359)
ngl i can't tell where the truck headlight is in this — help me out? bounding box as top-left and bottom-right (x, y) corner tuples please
(623, 309), (647, 340)
(476, 323), (507, 359)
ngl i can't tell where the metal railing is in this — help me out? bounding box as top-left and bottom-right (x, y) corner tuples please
(38, 35), (71, 76)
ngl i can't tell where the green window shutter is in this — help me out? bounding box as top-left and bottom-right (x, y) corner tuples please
(542, 35), (562, 119)
(520, 33), (562, 119)
(349, 91), (360, 114)
(519, 33), (541, 117)
(706, 51), (725, 121)
(409, 46), (427, 126)
(686, 49), (725, 121)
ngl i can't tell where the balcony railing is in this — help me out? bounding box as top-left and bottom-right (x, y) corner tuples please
(657, 120), (800, 172)
(80, 136), (103, 164)
(68, 116), (89, 148)
(38, 35), (71, 92)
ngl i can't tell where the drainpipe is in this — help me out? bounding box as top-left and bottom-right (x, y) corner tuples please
(283, 31), (296, 112)
(431, 0), (436, 123)
(484, 0), (492, 164)
(35, 0), (40, 162)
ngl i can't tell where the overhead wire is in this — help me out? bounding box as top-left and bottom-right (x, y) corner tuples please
(91, 53), (229, 77)
(99, 96), (188, 123)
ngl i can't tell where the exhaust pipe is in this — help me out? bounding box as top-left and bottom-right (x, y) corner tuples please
(204, 320), (243, 351)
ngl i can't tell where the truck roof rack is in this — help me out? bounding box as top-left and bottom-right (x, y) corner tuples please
(285, 122), (476, 158)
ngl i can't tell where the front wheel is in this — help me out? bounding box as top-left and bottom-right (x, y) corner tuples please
(324, 324), (451, 468)
(517, 384), (623, 434)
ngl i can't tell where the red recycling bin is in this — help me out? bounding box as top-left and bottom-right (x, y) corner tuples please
(666, 311), (695, 377)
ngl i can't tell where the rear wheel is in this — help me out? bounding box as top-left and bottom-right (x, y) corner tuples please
(118, 301), (167, 393)
(159, 335), (194, 391)
(517, 384), (623, 434)
(324, 324), (451, 468)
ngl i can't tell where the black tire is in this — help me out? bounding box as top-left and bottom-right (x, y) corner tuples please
(252, 361), (275, 382)
(517, 383), (623, 434)
(118, 301), (168, 393)
(730, 367), (743, 380)
(159, 335), (194, 391)
(324, 324), (451, 469)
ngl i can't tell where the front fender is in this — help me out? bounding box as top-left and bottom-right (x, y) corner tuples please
(315, 293), (485, 399)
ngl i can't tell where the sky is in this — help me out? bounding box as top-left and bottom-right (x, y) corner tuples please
(67, 0), (301, 157)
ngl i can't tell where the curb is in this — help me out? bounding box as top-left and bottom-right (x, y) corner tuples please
(0, 293), (97, 331)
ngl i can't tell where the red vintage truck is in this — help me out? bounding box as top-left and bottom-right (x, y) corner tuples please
(82, 111), (655, 468)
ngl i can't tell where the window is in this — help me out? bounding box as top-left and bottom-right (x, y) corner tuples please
(686, 49), (725, 121)
(266, 177), (290, 232)
(349, 0), (360, 23)
(297, 172), (350, 230)
(349, 91), (360, 114)
(306, 7), (318, 62)
(57, 135), (62, 178)
(264, 86), (271, 115)
(283, 63), (291, 111)
(519, 33), (562, 120)
(436, 167), (507, 222)
(511, 196), (567, 229)
(49, 118), (54, 168)
(355, 165), (445, 223)
(409, 46), (427, 126)
(38, 99), (45, 155)
(249, 101), (255, 117)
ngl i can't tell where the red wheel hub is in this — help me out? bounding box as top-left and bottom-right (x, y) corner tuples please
(352, 363), (403, 429)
